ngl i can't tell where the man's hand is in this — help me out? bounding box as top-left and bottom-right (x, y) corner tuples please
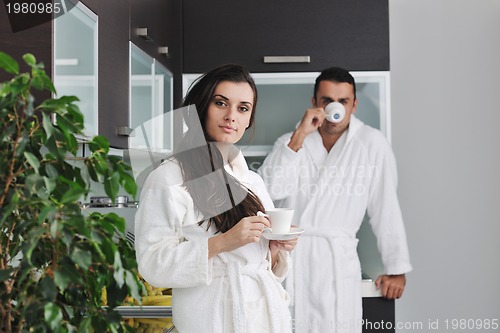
(374, 274), (406, 299)
(288, 108), (325, 152)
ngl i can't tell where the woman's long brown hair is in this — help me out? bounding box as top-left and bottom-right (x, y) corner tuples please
(175, 64), (265, 233)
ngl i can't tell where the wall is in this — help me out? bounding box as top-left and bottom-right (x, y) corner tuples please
(389, 0), (500, 331)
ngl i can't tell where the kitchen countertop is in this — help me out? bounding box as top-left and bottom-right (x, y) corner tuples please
(116, 279), (382, 318)
(362, 279), (383, 298)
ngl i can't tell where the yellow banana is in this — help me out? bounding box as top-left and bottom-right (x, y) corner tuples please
(141, 295), (172, 306)
(101, 287), (108, 306)
(135, 317), (172, 325)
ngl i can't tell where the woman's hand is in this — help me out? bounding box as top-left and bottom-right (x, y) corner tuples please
(269, 238), (298, 253)
(208, 216), (270, 258)
(269, 237), (298, 269)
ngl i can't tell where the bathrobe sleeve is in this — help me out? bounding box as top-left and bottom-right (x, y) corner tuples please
(134, 160), (213, 288)
(258, 132), (304, 201)
(364, 132), (413, 275)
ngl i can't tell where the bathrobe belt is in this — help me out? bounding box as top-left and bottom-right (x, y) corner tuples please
(213, 255), (286, 333)
(289, 228), (358, 332)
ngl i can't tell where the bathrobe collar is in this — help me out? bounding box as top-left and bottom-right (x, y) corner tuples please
(302, 114), (365, 168)
(223, 147), (249, 182)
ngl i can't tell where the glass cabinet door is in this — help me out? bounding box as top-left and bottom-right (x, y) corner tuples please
(154, 61), (174, 152)
(128, 43), (174, 186)
(53, 2), (98, 139)
(129, 43), (174, 153)
(129, 43), (154, 150)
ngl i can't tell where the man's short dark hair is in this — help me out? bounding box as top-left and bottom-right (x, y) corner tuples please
(314, 67), (356, 100)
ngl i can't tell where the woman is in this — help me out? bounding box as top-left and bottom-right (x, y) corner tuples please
(135, 64), (297, 332)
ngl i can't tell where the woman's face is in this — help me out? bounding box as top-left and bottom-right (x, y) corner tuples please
(205, 81), (254, 144)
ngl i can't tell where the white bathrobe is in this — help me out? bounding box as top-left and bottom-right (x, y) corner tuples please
(135, 151), (292, 333)
(258, 115), (412, 333)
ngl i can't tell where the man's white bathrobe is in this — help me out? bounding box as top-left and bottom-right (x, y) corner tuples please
(135, 151), (292, 333)
(258, 115), (412, 332)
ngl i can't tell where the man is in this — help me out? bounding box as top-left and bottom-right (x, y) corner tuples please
(258, 67), (412, 332)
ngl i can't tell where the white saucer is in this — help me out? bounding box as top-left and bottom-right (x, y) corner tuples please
(262, 226), (305, 241)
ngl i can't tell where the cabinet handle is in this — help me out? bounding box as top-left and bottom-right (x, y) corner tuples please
(158, 46), (169, 57)
(116, 127), (133, 137)
(263, 56), (311, 64)
(135, 28), (153, 42)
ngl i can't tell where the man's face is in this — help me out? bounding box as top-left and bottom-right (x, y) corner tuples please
(313, 80), (358, 136)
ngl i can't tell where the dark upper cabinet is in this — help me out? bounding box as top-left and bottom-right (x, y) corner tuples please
(182, 0), (389, 73)
(98, 0), (130, 148)
(0, 5), (52, 103)
(130, 0), (183, 107)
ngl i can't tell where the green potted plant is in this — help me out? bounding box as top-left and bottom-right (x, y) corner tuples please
(0, 52), (143, 332)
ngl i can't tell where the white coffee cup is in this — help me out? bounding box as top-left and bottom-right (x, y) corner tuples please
(265, 208), (294, 234)
(325, 101), (346, 123)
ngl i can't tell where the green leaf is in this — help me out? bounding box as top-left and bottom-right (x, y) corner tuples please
(125, 270), (142, 302)
(71, 247), (92, 270)
(120, 172), (137, 197)
(0, 51), (19, 74)
(24, 234), (42, 265)
(39, 205), (57, 224)
(104, 171), (120, 200)
(24, 173), (45, 196)
(22, 53), (36, 67)
(43, 176), (57, 195)
(50, 219), (61, 238)
(31, 71), (45, 90)
(56, 95), (80, 104)
(44, 163), (59, 179)
(113, 251), (125, 288)
(0, 268), (14, 282)
(0, 192), (19, 224)
(92, 155), (109, 174)
(92, 135), (110, 153)
(60, 184), (85, 204)
(44, 302), (63, 331)
(42, 112), (55, 137)
(40, 276), (58, 301)
(84, 159), (100, 182)
(54, 260), (81, 291)
(24, 151), (40, 172)
(57, 111), (80, 134)
(77, 317), (93, 333)
(31, 68), (55, 93)
(105, 213), (125, 234)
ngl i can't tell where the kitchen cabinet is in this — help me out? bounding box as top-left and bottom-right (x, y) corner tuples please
(362, 298), (395, 333)
(1, 0), (182, 149)
(1, 0), (129, 147)
(361, 281), (395, 332)
(182, 0), (389, 73)
(130, 0), (183, 109)
(53, 0), (130, 148)
(104, 0), (182, 148)
(97, 0), (130, 148)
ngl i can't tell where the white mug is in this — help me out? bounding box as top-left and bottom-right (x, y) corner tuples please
(265, 208), (294, 234)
